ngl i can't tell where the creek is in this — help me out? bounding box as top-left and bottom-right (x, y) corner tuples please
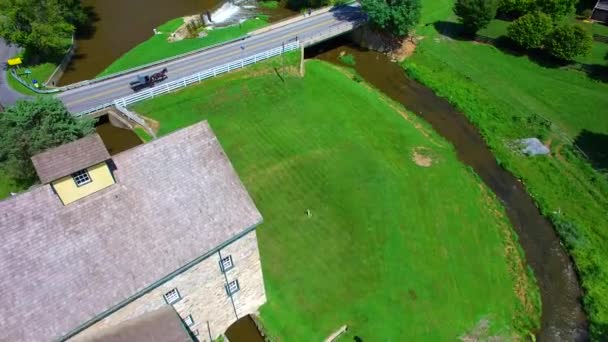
(307, 37), (588, 341)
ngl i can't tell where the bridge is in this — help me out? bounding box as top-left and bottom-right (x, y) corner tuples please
(57, 5), (365, 115)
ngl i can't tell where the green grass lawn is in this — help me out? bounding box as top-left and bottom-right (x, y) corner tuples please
(7, 62), (58, 95)
(97, 17), (269, 77)
(133, 59), (539, 340)
(408, 0), (608, 337)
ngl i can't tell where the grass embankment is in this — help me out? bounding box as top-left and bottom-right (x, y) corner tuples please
(97, 17), (269, 77)
(408, 0), (608, 336)
(133, 58), (539, 339)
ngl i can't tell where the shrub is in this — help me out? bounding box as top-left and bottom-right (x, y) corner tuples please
(454, 0), (500, 34)
(545, 24), (593, 61)
(507, 12), (553, 49)
(339, 53), (356, 65)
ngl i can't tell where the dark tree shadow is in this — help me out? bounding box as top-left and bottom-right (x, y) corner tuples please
(75, 5), (100, 40)
(433, 21), (473, 41)
(574, 129), (608, 172)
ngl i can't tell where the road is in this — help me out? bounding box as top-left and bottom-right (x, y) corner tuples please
(59, 5), (364, 114)
(0, 39), (28, 107)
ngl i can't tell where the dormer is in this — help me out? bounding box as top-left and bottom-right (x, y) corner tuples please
(31, 134), (115, 205)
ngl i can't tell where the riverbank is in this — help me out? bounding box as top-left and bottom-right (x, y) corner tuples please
(96, 16), (269, 77)
(406, 0), (608, 337)
(132, 55), (540, 339)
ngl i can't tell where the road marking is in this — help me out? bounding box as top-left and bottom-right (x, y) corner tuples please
(64, 17), (345, 107)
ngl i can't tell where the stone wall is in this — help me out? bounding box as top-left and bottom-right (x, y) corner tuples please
(70, 230), (267, 342)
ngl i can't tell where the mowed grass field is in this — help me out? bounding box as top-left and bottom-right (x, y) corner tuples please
(406, 0), (608, 336)
(134, 60), (539, 340)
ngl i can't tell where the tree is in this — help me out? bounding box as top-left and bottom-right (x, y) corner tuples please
(361, 0), (421, 37)
(0, 98), (94, 183)
(0, 0), (87, 54)
(545, 24), (592, 61)
(507, 12), (553, 49)
(536, 0), (577, 18)
(454, 0), (500, 34)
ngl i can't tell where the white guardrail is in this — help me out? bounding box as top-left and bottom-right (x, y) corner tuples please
(75, 40), (300, 116)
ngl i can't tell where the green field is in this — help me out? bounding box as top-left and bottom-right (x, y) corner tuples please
(133, 58), (539, 340)
(407, 0), (608, 337)
(97, 17), (269, 77)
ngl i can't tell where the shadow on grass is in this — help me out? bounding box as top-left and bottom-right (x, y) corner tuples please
(574, 129), (608, 173)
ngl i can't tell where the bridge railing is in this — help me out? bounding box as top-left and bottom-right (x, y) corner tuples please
(302, 18), (366, 47)
(75, 41), (300, 116)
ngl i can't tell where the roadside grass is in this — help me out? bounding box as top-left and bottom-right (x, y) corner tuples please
(133, 59), (539, 340)
(407, 0), (608, 337)
(6, 62), (57, 96)
(97, 17), (269, 77)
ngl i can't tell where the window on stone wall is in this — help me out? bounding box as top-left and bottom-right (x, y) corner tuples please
(183, 314), (194, 326)
(163, 288), (181, 304)
(220, 255), (234, 272)
(225, 279), (240, 296)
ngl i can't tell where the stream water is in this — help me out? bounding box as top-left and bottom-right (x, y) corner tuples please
(307, 38), (589, 341)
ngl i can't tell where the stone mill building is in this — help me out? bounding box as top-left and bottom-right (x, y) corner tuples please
(0, 121), (267, 341)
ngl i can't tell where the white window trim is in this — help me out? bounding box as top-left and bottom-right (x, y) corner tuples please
(220, 255), (234, 273)
(226, 280), (240, 296)
(72, 169), (92, 187)
(183, 314), (194, 327)
(163, 288), (181, 304)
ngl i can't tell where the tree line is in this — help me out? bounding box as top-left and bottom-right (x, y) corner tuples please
(454, 0), (592, 61)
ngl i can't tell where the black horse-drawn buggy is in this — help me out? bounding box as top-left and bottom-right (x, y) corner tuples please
(129, 68), (168, 92)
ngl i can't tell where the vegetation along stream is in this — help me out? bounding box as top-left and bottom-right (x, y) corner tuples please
(308, 37), (588, 341)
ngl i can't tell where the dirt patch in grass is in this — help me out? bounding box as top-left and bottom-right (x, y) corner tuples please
(412, 147), (435, 167)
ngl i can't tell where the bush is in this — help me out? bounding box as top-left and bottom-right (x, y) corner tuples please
(545, 24), (593, 61)
(339, 53), (356, 65)
(454, 0), (500, 34)
(507, 12), (553, 49)
(498, 0), (536, 17)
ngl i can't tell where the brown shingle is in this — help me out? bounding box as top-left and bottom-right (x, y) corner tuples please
(0, 121), (262, 341)
(31, 133), (110, 184)
(83, 306), (192, 342)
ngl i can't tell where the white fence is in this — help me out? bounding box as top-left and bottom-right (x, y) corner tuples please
(75, 40), (300, 116)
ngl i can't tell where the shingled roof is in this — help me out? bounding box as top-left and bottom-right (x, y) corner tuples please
(0, 121), (262, 341)
(84, 306), (192, 342)
(31, 133), (110, 183)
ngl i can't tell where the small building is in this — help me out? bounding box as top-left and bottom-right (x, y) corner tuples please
(592, 0), (608, 22)
(0, 121), (266, 341)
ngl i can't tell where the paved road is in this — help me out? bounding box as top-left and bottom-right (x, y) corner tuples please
(0, 39), (28, 107)
(58, 5), (364, 114)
